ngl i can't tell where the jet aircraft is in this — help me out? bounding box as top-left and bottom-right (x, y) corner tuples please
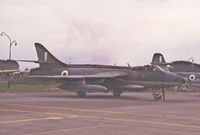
(0, 60), (20, 88)
(152, 53), (200, 89)
(20, 43), (185, 101)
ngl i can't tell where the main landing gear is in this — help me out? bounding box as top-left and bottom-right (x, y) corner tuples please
(7, 79), (11, 89)
(7, 73), (13, 89)
(113, 89), (123, 97)
(152, 88), (165, 101)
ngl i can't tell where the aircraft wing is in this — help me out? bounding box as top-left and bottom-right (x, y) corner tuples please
(175, 72), (200, 76)
(0, 69), (20, 73)
(28, 71), (129, 79)
(130, 81), (183, 87)
(113, 78), (183, 88)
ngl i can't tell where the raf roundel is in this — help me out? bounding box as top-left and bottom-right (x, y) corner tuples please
(188, 74), (196, 81)
(61, 70), (69, 76)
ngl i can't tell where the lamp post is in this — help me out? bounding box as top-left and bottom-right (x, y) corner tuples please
(0, 32), (17, 60)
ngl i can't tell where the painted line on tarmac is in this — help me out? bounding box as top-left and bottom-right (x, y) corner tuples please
(0, 108), (41, 114)
(0, 117), (64, 124)
(1, 103), (200, 122)
(0, 108), (200, 129)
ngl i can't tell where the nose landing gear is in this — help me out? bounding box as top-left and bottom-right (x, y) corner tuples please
(152, 88), (165, 101)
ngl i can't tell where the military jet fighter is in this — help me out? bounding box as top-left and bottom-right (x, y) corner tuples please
(0, 60), (20, 88)
(152, 53), (200, 89)
(20, 43), (185, 101)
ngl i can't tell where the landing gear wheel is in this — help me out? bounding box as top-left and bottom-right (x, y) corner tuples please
(113, 90), (122, 97)
(161, 88), (165, 101)
(152, 88), (166, 101)
(154, 94), (162, 101)
(76, 91), (86, 97)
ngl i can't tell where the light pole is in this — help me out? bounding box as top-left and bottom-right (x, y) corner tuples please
(0, 32), (17, 60)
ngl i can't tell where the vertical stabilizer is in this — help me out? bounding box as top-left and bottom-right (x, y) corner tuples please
(151, 53), (169, 71)
(35, 43), (67, 68)
(152, 53), (166, 64)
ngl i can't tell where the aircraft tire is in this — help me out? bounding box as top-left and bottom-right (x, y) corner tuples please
(76, 91), (86, 97)
(113, 90), (122, 97)
(154, 94), (161, 101)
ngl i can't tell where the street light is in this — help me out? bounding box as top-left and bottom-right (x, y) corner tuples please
(0, 32), (17, 60)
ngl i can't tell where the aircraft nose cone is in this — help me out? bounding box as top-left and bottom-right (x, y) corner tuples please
(176, 76), (185, 84)
(165, 72), (185, 84)
(181, 78), (185, 84)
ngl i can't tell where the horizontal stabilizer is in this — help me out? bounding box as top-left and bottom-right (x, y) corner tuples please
(17, 60), (53, 64)
(0, 69), (20, 73)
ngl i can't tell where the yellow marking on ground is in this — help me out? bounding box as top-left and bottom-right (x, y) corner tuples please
(0, 108), (200, 129)
(101, 117), (200, 129)
(0, 108), (40, 114)
(77, 115), (200, 129)
(67, 115), (80, 118)
(0, 117), (63, 124)
(1, 103), (200, 121)
(44, 117), (63, 120)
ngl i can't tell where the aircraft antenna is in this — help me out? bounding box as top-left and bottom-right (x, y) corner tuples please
(127, 63), (131, 68)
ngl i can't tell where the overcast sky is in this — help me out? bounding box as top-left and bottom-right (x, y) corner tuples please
(1, 0), (200, 69)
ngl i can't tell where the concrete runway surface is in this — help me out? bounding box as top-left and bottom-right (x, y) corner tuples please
(0, 91), (200, 135)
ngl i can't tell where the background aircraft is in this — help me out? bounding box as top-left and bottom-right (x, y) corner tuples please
(0, 60), (20, 88)
(20, 43), (185, 101)
(152, 53), (200, 89)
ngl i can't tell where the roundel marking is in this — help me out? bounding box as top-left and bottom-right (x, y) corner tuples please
(188, 74), (196, 81)
(61, 70), (69, 76)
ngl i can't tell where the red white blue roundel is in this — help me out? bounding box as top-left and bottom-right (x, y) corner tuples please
(188, 74), (196, 81)
(61, 70), (69, 76)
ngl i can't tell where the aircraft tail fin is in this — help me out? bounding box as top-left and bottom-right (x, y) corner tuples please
(151, 53), (166, 65)
(151, 53), (170, 71)
(35, 43), (67, 68)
